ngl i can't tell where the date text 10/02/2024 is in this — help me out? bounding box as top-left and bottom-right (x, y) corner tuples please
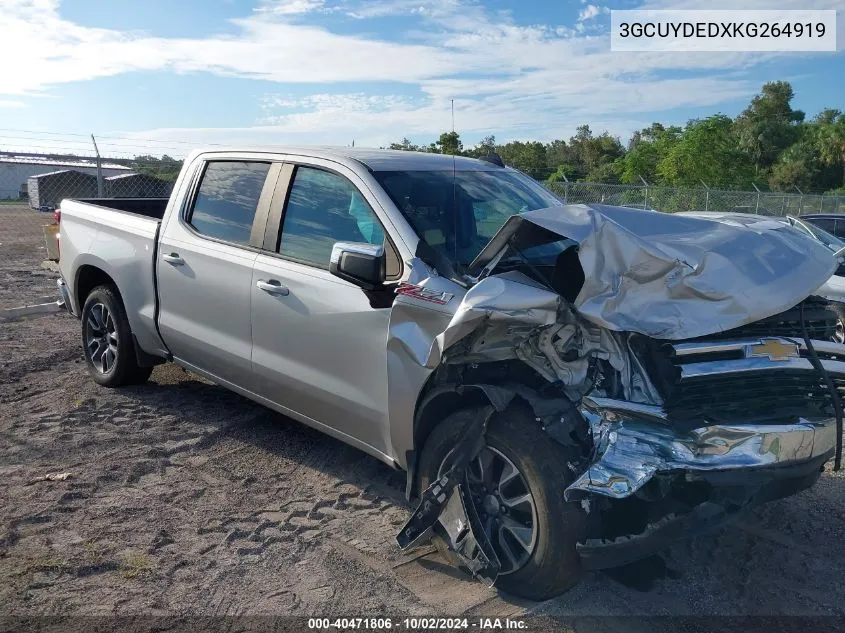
(307, 618), (528, 630)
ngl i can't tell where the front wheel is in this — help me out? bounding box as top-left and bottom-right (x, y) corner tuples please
(417, 405), (587, 600)
(81, 285), (152, 387)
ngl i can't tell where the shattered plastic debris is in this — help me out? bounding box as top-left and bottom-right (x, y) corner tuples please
(28, 472), (72, 484)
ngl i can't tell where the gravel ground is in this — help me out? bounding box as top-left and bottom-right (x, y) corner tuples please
(2, 203), (845, 623)
(0, 206), (57, 310)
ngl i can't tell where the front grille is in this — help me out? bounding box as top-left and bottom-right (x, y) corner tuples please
(696, 296), (839, 342)
(639, 297), (845, 428)
(665, 370), (836, 426)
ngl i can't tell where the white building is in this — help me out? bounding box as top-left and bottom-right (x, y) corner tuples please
(0, 155), (131, 199)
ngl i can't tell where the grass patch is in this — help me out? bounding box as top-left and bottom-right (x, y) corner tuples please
(120, 551), (152, 579)
(83, 539), (109, 565)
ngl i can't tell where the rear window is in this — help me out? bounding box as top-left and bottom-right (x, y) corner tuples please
(189, 161), (271, 245)
(373, 169), (559, 270)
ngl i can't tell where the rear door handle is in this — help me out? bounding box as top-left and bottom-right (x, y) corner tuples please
(162, 253), (184, 265)
(256, 279), (290, 296)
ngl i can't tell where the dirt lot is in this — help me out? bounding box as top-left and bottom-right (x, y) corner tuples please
(0, 205), (57, 310)
(2, 204), (845, 623)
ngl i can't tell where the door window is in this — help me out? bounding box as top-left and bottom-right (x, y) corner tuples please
(808, 217), (836, 234)
(189, 161), (271, 245)
(278, 166), (398, 274)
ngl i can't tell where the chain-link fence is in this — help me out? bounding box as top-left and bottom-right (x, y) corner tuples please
(1, 149), (843, 216)
(545, 181), (845, 216)
(0, 153), (178, 211)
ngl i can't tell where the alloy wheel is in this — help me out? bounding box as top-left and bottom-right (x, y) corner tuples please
(463, 446), (538, 574)
(85, 302), (118, 374)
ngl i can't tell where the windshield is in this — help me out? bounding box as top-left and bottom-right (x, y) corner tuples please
(787, 215), (845, 253)
(373, 169), (561, 270)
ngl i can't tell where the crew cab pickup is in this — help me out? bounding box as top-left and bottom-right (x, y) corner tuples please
(57, 148), (843, 599)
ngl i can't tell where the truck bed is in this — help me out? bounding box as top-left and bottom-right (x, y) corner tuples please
(70, 198), (169, 220)
(57, 197), (168, 359)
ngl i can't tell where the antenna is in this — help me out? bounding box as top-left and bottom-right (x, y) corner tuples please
(451, 99), (455, 133)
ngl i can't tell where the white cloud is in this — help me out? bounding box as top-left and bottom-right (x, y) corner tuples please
(256, 0), (325, 15)
(577, 5), (607, 22)
(0, 100), (26, 108)
(0, 0), (841, 146)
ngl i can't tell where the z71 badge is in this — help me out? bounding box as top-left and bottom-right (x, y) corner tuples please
(395, 282), (454, 305)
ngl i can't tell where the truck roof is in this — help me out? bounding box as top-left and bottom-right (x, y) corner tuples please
(191, 146), (506, 172)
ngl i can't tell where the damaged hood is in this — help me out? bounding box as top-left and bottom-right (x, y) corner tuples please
(470, 203), (838, 340)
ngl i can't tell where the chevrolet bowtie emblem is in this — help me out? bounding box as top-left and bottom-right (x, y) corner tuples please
(746, 338), (800, 361)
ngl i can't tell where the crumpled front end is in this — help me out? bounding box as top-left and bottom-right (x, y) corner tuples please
(393, 204), (843, 581)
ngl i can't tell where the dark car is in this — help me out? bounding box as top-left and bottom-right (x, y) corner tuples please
(800, 214), (845, 240)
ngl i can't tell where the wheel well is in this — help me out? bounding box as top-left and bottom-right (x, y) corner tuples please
(414, 386), (489, 454)
(405, 383), (492, 501)
(75, 265), (117, 313)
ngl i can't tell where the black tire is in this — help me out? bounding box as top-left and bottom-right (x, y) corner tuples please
(417, 405), (587, 600)
(81, 285), (153, 387)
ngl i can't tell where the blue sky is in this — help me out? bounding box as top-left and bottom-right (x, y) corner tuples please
(0, 0), (842, 157)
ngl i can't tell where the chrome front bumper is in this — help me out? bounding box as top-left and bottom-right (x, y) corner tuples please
(564, 396), (837, 501)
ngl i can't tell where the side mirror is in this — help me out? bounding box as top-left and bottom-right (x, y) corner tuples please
(330, 242), (385, 290)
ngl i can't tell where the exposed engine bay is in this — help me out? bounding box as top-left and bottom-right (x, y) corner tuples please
(393, 203), (844, 584)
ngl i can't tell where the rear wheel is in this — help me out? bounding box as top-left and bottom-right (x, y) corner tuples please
(81, 285), (153, 387)
(417, 405), (587, 600)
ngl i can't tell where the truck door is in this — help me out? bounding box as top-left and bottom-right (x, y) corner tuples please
(157, 158), (279, 385)
(249, 161), (403, 455)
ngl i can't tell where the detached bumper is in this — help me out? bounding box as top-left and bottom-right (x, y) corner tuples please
(567, 397), (834, 569)
(565, 396), (836, 501)
(576, 452), (827, 570)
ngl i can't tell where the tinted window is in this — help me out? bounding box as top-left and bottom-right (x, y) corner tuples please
(189, 161), (271, 245)
(279, 166), (387, 269)
(373, 169), (560, 270)
(807, 217), (836, 234)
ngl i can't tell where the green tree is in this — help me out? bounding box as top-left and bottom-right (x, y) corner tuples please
(545, 139), (571, 174)
(564, 125), (624, 181)
(657, 115), (755, 188)
(388, 137), (424, 152)
(382, 81), (841, 191)
(547, 164), (576, 183)
(131, 154), (183, 182)
(768, 142), (815, 191)
(615, 123), (681, 184)
(817, 112), (845, 187)
(496, 140), (549, 180)
(735, 81), (804, 174)
(464, 135), (498, 158)
(434, 131), (463, 155)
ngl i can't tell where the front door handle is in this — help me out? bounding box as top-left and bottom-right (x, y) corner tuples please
(162, 253), (184, 265)
(256, 279), (290, 296)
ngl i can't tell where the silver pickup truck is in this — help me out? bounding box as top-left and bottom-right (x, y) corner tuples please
(56, 148), (843, 599)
